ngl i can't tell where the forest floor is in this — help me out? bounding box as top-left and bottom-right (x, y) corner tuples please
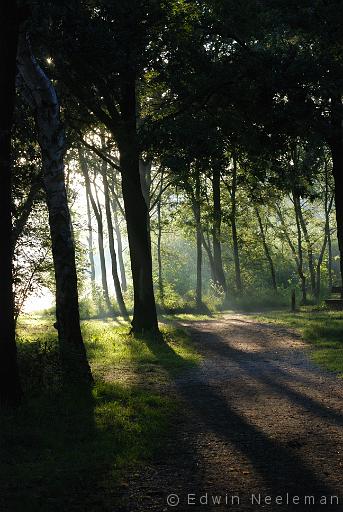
(120, 313), (343, 512)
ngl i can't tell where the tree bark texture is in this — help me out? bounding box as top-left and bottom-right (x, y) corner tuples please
(18, 33), (92, 384)
(118, 74), (158, 333)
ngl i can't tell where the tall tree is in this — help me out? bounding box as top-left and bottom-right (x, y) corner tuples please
(194, 169), (203, 309)
(255, 206), (277, 292)
(230, 153), (243, 294)
(42, 1), (162, 333)
(100, 158), (129, 319)
(110, 176), (127, 293)
(17, 33), (92, 384)
(212, 165), (228, 300)
(85, 189), (96, 285)
(79, 149), (113, 314)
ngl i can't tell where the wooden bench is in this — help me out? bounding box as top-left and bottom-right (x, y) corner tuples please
(325, 286), (343, 310)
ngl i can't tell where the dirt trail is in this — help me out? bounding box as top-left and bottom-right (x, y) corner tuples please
(120, 314), (343, 512)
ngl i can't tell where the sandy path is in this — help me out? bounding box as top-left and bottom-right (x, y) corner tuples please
(120, 314), (343, 512)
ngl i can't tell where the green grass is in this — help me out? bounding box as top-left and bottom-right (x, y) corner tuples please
(0, 316), (200, 512)
(253, 307), (343, 377)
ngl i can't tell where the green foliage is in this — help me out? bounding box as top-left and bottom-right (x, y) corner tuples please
(226, 288), (292, 312)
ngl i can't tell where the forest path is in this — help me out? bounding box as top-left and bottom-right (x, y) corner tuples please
(121, 314), (343, 512)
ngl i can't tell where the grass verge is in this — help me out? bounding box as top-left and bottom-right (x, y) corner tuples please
(0, 316), (200, 512)
(253, 307), (343, 377)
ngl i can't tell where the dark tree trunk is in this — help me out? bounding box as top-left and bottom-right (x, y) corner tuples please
(17, 34), (92, 384)
(330, 95), (343, 297)
(212, 166), (228, 300)
(292, 194), (307, 303)
(0, 0), (22, 406)
(79, 150), (113, 314)
(255, 206), (277, 292)
(101, 161), (129, 319)
(195, 170), (203, 308)
(118, 74), (158, 333)
(231, 154), (243, 294)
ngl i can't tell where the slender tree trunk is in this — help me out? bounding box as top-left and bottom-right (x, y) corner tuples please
(212, 166), (228, 300)
(118, 74), (158, 333)
(330, 95), (343, 297)
(316, 236), (328, 302)
(188, 191), (216, 281)
(0, 0), (22, 406)
(101, 161), (129, 319)
(201, 230), (216, 281)
(255, 206), (277, 292)
(277, 206), (307, 303)
(86, 189), (96, 284)
(231, 154), (242, 294)
(292, 193), (307, 303)
(79, 150), (113, 315)
(157, 171), (164, 301)
(295, 195), (316, 296)
(323, 157), (333, 290)
(17, 34), (92, 384)
(195, 170), (203, 308)
(316, 171), (334, 300)
(111, 184), (127, 293)
(327, 225), (333, 290)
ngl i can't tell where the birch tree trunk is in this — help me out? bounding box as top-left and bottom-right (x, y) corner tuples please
(0, 0), (22, 406)
(17, 33), (92, 384)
